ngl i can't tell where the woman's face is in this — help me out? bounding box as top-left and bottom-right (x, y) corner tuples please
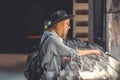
(53, 19), (70, 39)
(63, 19), (70, 35)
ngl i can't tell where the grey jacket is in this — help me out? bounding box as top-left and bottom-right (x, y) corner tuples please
(40, 31), (78, 71)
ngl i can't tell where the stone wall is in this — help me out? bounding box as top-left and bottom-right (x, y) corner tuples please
(106, 0), (120, 79)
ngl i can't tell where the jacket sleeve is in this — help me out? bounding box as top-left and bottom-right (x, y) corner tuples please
(48, 37), (78, 57)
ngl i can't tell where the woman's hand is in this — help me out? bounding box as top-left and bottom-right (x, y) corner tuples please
(78, 49), (101, 56)
(92, 50), (101, 55)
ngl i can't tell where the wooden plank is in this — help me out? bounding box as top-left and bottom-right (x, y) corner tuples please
(74, 15), (88, 21)
(73, 3), (88, 10)
(73, 27), (88, 33)
(77, 37), (88, 42)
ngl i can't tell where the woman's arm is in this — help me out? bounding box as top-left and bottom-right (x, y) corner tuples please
(78, 50), (100, 56)
(49, 36), (100, 57)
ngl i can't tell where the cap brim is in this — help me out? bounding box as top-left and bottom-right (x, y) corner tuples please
(48, 15), (74, 29)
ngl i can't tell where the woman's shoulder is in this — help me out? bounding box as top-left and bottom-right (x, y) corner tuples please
(43, 31), (63, 42)
(48, 35), (59, 41)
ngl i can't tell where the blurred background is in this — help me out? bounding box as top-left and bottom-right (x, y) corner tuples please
(0, 0), (73, 80)
(0, 0), (120, 80)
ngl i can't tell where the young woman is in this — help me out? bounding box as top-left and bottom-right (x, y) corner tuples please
(40, 10), (100, 79)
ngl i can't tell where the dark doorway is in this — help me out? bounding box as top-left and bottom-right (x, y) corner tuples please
(93, 0), (106, 50)
(0, 0), (73, 53)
